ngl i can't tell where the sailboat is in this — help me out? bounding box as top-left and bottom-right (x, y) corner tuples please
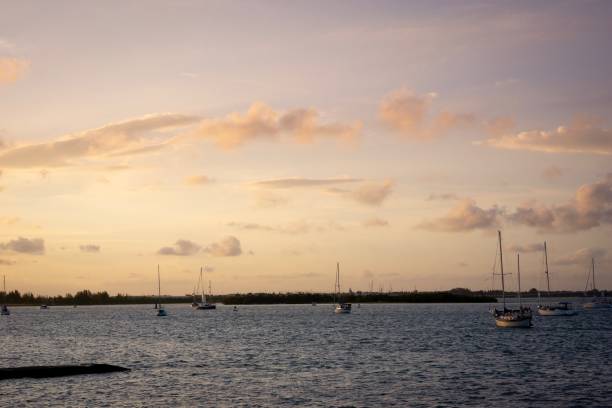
(583, 258), (611, 309)
(193, 266), (216, 310)
(334, 262), (351, 314)
(1, 275), (9, 316)
(492, 231), (532, 328)
(537, 242), (577, 316)
(156, 265), (167, 316)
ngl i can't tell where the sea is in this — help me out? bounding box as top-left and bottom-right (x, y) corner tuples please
(1, 300), (611, 407)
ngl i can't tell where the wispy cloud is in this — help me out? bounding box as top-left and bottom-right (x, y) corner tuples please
(157, 239), (201, 256)
(362, 217), (389, 228)
(508, 243), (544, 253)
(187, 102), (362, 149)
(79, 244), (100, 253)
(418, 199), (503, 232)
(0, 259), (16, 266)
(480, 117), (612, 155)
(378, 88), (476, 140)
(0, 113), (200, 168)
(0, 237), (45, 254)
(0, 57), (30, 85)
(507, 173), (612, 232)
(426, 193), (460, 201)
(542, 166), (564, 182)
(203, 236), (242, 257)
(253, 176), (361, 189)
(185, 175), (212, 186)
(552, 248), (607, 267)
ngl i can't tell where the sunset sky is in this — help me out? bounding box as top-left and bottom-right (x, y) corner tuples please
(1, 1), (611, 295)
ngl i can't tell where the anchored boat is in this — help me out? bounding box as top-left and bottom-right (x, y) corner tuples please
(193, 266), (216, 310)
(492, 231), (532, 328)
(334, 262), (351, 314)
(583, 258), (611, 310)
(537, 242), (577, 316)
(1, 275), (9, 316)
(156, 265), (167, 317)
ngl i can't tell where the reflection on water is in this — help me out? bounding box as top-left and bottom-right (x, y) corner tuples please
(1, 301), (611, 407)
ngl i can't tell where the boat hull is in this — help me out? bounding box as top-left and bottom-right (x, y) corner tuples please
(583, 302), (612, 309)
(538, 308), (577, 316)
(334, 308), (351, 314)
(495, 317), (532, 328)
(195, 304), (216, 310)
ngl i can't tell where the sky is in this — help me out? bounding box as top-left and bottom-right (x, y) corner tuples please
(1, 0), (611, 295)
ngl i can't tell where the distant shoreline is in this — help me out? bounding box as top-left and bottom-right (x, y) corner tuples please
(2, 288), (608, 307)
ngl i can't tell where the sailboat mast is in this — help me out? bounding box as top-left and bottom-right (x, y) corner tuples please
(157, 264), (161, 303)
(517, 253), (522, 308)
(544, 241), (550, 295)
(498, 230), (506, 309)
(200, 267), (205, 303)
(592, 258), (596, 291)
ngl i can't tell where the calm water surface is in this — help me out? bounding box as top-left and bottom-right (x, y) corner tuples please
(1, 301), (611, 407)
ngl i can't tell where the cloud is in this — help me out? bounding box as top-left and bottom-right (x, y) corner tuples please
(542, 166), (564, 182)
(0, 113), (200, 168)
(157, 239), (201, 256)
(418, 199), (503, 232)
(253, 191), (290, 208)
(0, 237), (45, 254)
(0, 259), (15, 266)
(426, 193), (459, 201)
(508, 243), (544, 253)
(188, 102), (362, 149)
(252, 176), (361, 189)
(0, 57), (30, 84)
(480, 118), (612, 155)
(507, 173), (612, 232)
(203, 236), (242, 257)
(552, 248), (607, 267)
(362, 217), (389, 228)
(185, 175), (212, 186)
(378, 88), (476, 140)
(227, 220), (343, 234)
(349, 180), (394, 206)
(79, 244), (100, 253)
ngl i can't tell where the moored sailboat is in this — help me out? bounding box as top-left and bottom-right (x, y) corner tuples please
(537, 242), (577, 316)
(492, 231), (532, 328)
(334, 262), (351, 314)
(583, 258), (611, 310)
(156, 265), (167, 317)
(1, 275), (9, 316)
(193, 266), (216, 310)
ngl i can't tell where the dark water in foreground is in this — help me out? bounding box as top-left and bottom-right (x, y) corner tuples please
(1, 301), (611, 407)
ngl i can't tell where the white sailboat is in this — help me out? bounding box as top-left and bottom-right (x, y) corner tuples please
(334, 262), (351, 314)
(1, 275), (9, 316)
(537, 241), (577, 316)
(156, 265), (167, 316)
(193, 266), (216, 310)
(583, 258), (611, 310)
(492, 231), (532, 328)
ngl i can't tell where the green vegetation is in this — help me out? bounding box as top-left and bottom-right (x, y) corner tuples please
(1, 288), (496, 305)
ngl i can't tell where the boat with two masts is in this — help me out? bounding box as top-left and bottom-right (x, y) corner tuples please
(192, 266), (216, 310)
(492, 231), (532, 328)
(583, 258), (611, 310)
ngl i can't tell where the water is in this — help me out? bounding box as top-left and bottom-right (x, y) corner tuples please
(1, 301), (611, 407)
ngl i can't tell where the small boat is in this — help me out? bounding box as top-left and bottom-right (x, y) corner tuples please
(334, 262), (351, 314)
(233, 306), (238, 312)
(583, 258), (611, 309)
(40, 305), (49, 310)
(1, 275), (10, 316)
(156, 265), (167, 317)
(192, 266), (216, 310)
(492, 231), (532, 328)
(537, 242), (577, 316)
